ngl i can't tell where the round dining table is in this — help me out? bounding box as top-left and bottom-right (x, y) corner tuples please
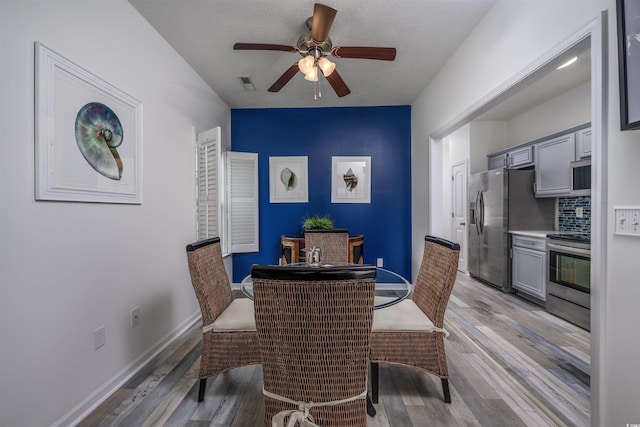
(240, 263), (412, 310)
(241, 262), (411, 417)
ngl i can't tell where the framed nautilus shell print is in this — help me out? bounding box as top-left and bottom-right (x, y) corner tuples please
(35, 42), (143, 204)
(331, 156), (371, 204)
(269, 156), (308, 203)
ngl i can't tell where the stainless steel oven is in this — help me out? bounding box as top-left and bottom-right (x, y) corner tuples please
(546, 234), (591, 331)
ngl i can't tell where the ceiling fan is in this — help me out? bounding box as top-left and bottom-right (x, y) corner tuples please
(233, 3), (396, 99)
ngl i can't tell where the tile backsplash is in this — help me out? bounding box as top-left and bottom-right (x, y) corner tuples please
(558, 196), (591, 233)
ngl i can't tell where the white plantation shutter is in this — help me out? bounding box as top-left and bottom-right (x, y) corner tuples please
(225, 151), (259, 253)
(196, 127), (221, 240)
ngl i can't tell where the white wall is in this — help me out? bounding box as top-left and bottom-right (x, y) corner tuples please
(412, 1), (640, 425)
(508, 82), (591, 146)
(448, 124), (471, 166)
(0, 1), (230, 425)
(469, 121), (508, 174)
(428, 138), (445, 238)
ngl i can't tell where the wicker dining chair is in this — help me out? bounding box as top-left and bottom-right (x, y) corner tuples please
(251, 264), (376, 427)
(186, 237), (260, 402)
(370, 235), (460, 404)
(303, 228), (349, 264)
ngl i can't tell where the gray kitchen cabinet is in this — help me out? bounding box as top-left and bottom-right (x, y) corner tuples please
(575, 127), (592, 159)
(488, 146), (534, 170)
(511, 235), (547, 301)
(534, 133), (575, 197)
(506, 146), (534, 168)
(488, 153), (507, 169)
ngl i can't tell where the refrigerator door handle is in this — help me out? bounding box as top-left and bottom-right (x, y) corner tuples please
(471, 192), (480, 234)
(478, 191), (485, 234)
(473, 191), (481, 235)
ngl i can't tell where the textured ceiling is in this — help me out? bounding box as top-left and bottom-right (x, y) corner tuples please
(129, 0), (497, 109)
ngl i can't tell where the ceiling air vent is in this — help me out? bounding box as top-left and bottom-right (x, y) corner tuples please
(239, 76), (256, 91)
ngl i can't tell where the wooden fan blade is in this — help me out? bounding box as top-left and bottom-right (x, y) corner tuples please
(325, 69), (351, 97)
(268, 64), (300, 92)
(233, 43), (297, 52)
(332, 46), (397, 61)
(311, 3), (337, 42)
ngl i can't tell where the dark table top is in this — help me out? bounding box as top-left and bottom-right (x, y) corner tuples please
(241, 263), (412, 310)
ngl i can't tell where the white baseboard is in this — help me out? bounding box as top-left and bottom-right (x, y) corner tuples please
(52, 311), (201, 427)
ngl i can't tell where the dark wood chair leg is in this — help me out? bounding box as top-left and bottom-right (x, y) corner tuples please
(371, 362), (379, 403)
(441, 378), (451, 403)
(198, 378), (207, 402)
(366, 395), (377, 417)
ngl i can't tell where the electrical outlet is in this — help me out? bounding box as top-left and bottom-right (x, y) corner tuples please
(576, 207), (584, 218)
(376, 257), (384, 267)
(131, 307), (141, 328)
(94, 326), (106, 350)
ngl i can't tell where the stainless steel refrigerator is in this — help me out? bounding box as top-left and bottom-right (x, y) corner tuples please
(468, 168), (555, 291)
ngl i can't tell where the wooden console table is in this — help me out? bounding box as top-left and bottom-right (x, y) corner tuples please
(280, 234), (364, 265)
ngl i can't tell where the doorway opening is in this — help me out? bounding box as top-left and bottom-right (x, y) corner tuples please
(428, 12), (607, 424)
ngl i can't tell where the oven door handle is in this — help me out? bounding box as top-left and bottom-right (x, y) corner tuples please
(547, 243), (591, 257)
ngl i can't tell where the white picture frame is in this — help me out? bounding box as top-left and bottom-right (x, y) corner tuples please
(269, 156), (308, 203)
(331, 156), (371, 203)
(35, 42), (143, 204)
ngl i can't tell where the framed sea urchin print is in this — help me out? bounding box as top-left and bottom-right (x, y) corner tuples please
(331, 156), (371, 204)
(35, 42), (143, 204)
(269, 156), (308, 203)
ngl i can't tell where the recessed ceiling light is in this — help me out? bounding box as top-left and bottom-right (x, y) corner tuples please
(557, 56), (578, 69)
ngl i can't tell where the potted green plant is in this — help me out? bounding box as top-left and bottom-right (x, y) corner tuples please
(301, 213), (334, 231)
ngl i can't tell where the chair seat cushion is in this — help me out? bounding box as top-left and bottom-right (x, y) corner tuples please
(206, 298), (256, 332)
(372, 299), (447, 334)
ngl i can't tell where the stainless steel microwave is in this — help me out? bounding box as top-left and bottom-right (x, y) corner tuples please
(570, 158), (591, 196)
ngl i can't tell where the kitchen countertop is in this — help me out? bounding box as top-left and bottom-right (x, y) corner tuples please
(509, 230), (557, 238)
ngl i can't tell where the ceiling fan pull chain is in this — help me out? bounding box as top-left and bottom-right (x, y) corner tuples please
(313, 75), (318, 101)
(312, 65), (321, 100)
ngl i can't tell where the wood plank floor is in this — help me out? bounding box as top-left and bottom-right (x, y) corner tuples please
(79, 274), (590, 426)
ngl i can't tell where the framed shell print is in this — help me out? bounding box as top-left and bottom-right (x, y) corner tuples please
(331, 156), (371, 204)
(269, 156), (308, 203)
(35, 42), (143, 204)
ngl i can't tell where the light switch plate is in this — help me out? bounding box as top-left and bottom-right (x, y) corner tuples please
(614, 207), (640, 236)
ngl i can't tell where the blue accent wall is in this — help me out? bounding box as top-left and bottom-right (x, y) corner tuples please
(230, 106), (412, 282)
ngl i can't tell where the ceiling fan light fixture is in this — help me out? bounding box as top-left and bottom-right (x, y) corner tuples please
(233, 3), (396, 99)
(304, 66), (319, 81)
(318, 57), (335, 76)
(298, 55), (315, 74)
